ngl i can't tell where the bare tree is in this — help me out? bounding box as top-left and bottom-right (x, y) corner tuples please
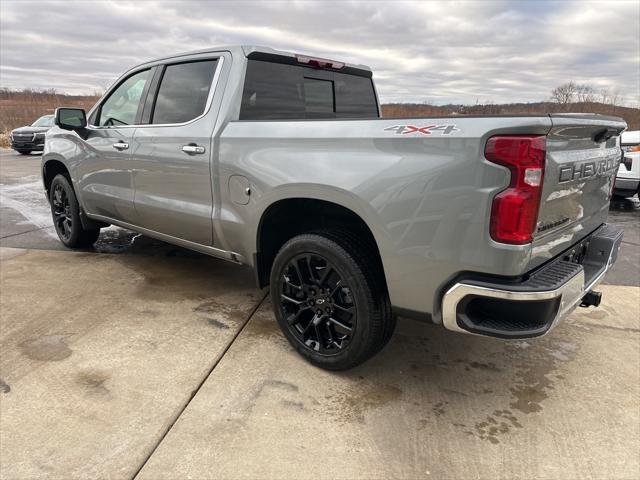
(551, 81), (578, 104)
(599, 87), (622, 106)
(609, 88), (620, 106)
(576, 84), (595, 103)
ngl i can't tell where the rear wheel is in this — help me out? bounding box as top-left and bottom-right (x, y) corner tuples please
(16, 150), (31, 155)
(49, 174), (100, 248)
(270, 231), (394, 370)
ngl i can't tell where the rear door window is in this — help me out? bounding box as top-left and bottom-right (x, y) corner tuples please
(151, 59), (218, 125)
(240, 60), (378, 120)
(240, 60), (305, 120)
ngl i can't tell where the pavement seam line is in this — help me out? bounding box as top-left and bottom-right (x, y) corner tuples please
(130, 289), (270, 480)
(0, 225), (54, 240)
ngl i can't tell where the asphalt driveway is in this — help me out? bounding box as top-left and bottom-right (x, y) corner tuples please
(1, 149), (639, 479)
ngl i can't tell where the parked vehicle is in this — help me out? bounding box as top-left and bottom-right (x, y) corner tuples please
(614, 130), (640, 198)
(42, 46), (625, 370)
(10, 114), (54, 155)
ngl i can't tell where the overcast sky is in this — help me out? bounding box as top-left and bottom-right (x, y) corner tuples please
(1, 0), (638, 106)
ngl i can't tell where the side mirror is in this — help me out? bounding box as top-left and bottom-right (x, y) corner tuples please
(55, 107), (87, 131)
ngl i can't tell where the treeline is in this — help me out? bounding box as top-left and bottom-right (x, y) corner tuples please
(0, 88), (100, 133)
(383, 82), (639, 130)
(382, 102), (639, 130)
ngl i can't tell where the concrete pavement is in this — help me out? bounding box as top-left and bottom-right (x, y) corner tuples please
(0, 247), (263, 479)
(136, 287), (640, 479)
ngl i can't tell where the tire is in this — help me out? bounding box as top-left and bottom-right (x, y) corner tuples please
(315, 228), (396, 354)
(16, 150), (31, 155)
(270, 230), (394, 370)
(49, 174), (101, 248)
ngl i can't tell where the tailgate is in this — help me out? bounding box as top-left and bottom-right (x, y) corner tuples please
(530, 114), (626, 268)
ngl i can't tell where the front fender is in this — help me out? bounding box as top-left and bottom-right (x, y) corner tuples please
(42, 128), (83, 192)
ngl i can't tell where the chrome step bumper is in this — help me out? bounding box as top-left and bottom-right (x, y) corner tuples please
(441, 224), (623, 338)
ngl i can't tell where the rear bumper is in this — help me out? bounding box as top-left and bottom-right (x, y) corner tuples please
(441, 224), (623, 339)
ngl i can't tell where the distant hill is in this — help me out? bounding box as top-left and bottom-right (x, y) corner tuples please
(1, 89), (637, 134)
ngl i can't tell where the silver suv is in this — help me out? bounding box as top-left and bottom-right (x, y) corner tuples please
(43, 46), (624, 370)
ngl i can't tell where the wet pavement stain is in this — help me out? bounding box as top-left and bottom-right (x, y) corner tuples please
(388, 324), (585, 444)
(280, 399), (305, 411)
(242, 309), (285, 342)
(507, 339), (578, 415)
(113, 251), (255, 303)
(194, 299), (247, 323)
(472, 410), (523, 444)
(474, 417), (510, 444)
(250, 379), (299, 402)
(432, 401), (447, 417)
(325, 381), (403, 424)
(0, 378), (10, 394)
(206, 318), (230, 329)
(468, 361), (502, 372)
(19, 334), (72, 361)
(193, 294), (263, 329)
(235, 379), (302, 419)
(76, 371), (111, 398)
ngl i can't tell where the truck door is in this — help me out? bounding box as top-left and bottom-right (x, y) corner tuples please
(78, 68), (153, 223)
(131, 55), (224, 246)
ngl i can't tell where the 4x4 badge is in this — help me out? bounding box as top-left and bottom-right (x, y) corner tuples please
(384, 124), (460, 135)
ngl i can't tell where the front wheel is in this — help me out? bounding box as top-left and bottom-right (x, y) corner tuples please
(49, 174), (100, 248)
(16, 150), (31, 155)
(270, 231), (394, 370)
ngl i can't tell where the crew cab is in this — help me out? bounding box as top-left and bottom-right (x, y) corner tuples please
(42, 46), (625, 370)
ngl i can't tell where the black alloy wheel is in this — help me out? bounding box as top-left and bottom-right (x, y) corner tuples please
(52, 182), (73, 242)
(49, 174), (101, 248)
(270, 231), (394, 370)
(280, 253), (356, 354)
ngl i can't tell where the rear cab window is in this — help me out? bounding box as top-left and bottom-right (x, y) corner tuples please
(151, 59), (219, 124)
(240, 59), (378, 120)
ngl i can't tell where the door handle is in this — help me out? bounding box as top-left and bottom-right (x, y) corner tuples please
(182, 144), (206, 155)
(112, 141), (129, 151)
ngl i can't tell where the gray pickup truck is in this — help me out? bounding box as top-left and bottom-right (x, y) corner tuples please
(43, 45), (625, 370)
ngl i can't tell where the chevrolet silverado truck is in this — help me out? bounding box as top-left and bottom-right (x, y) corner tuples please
(42, 46), (625, 370)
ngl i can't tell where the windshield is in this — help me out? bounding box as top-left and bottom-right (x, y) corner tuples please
(31, 115), (54, 127)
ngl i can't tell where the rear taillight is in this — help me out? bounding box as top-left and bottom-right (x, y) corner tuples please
(485, 135), (546, 245)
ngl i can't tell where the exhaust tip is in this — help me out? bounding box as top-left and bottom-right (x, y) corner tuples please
(580, 290), (602, 308)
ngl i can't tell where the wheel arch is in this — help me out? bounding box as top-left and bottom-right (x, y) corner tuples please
(253, 192), (391, 293)
(42, 158), (71, 200)
(42, 156), (107, 230)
